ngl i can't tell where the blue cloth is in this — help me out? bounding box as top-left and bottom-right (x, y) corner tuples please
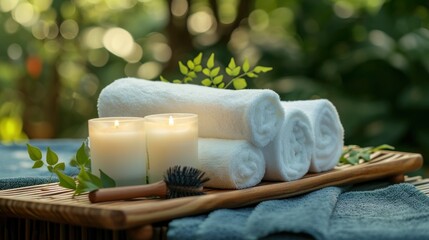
(168, 184), (429, 240)
(0, 139), (82, 190)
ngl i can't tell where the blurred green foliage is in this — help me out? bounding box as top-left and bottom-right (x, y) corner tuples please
(1, 0), (429, 175)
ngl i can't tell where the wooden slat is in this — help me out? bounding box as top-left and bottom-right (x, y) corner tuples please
(0, 150), (423, 230)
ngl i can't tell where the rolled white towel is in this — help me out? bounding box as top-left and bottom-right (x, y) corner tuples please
(283, 99), (344, 172)
(262, 106), (314, 181)
(198, 138), (265, 189)
(98, 78), (284, 148)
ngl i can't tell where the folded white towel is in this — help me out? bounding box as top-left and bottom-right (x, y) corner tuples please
(98, 78), (285, 148)
(262, 106), (314, 181)
(198, 138), (265, 189)
(283, 99), (344, 172)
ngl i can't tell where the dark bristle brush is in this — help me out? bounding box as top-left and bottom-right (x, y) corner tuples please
(88, 166), (210, 203)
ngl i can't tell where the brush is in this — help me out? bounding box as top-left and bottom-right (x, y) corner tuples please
(88, 165), (209, 203)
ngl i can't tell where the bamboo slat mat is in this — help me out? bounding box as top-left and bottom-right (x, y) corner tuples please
(0, 150), (423, 232)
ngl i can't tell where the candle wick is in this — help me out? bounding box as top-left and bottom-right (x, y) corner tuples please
(169, 116), (174, 126)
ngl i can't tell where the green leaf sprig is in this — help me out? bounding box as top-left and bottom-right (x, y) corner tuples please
(28, 144), (65, 176)
(160, 53), (273, 90)
(338, 144), (395, 165)
(27, 143), (116, 196)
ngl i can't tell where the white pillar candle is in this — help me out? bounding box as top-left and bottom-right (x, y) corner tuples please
(88, 117), (146, 186)
(145, 113), (198, 183)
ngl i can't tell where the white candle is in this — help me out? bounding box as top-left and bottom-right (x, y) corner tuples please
(88, 117), (147, 186)
(145, 113), (198, 183)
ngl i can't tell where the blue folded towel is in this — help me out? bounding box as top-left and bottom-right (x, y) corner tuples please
(0, 140), (82, 190)
(168, 183), (429, 240)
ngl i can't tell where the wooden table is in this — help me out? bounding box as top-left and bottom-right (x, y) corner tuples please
(0, 150), (424, 240)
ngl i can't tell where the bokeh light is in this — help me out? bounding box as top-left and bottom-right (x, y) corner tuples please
(46, 23), (59, 39)
(333, 1), (355, 19)
(124, 43), (143, 63)
(137, 62), (162, 80)
(124, 63), (140, 77)
(12, 2), (39, 27)
(32, 0), (53, 12)
(32, 21), (48, 39)
(88, 49), (109, 67)
(188, 11), (214, 34)
(60, 19), (79, 39)
(0, 0), (19, 12)
(82, 27), (105, 49)
(7, 44), (23, 60)
(171, 0), (188, 17)
(218, 0), (238, 24)
(58, 61), (84, 85)
(151, 42), (172, 62)
(229, 27), (249, 51)
(248, 9), (269, 31)
(60, 1), (76, 18)
(369, 30), (394, 50)
(103, 27), (134, 59)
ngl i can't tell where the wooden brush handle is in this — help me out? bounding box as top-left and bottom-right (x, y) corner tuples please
(88, 181), (167, 203)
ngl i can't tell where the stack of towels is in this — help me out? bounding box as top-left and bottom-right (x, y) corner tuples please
(98, 78), (344, 189)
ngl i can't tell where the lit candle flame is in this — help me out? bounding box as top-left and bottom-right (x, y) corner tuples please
(114, 120), (119, 128)
(169, 116), (174, 126)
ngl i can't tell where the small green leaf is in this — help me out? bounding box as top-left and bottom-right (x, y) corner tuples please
(173, 79), (182, 83)
(77, 169), (103, 188)
(47, 165), (54, 173)
(100, 169), (116, 188)
(361, 152), (371, 161)
(184, 77), (192, 83)
(187, 60), (195, 70)
(202, 68), (211, 76)
(27, 144), (42, 161)
(233, 78), (247, 89)
(207, 53), (214, 69)
(194, 65), (202, 72)
(247, 72), (258, 78)
(254, 66), (273, 73)
(54, 162), (65, 171)
(193, 52), (203, 65)
(88, 172), (103, 188)
(348, 155), (359, 165)
(231, 66), (241, 77)
(55, 170), (76, 190)
(242, 59), (250, 72)
(46, 147), (59, 165)
(160, 76), (169, 82)
(188, 71), (197, 78)
(225, 68), (233, 76)
(372, 144), (395, 152)
(213, 75), (224, 84)
(75, 180), (99, 195)
(179, 61), (189, 75)
(76, 143), (89, 166)
(201, 78), (212, 86)
(218, 82), (225, 88)
(69, 159), (78, 167)
(228, 58), (236, 69)
(32, 160), (44, 169)
(210, 67), (220, 77)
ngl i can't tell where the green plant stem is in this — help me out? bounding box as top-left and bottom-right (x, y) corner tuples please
(224, 70), (254, 89)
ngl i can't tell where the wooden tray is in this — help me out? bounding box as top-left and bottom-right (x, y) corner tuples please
(0, 150), (423, 230)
